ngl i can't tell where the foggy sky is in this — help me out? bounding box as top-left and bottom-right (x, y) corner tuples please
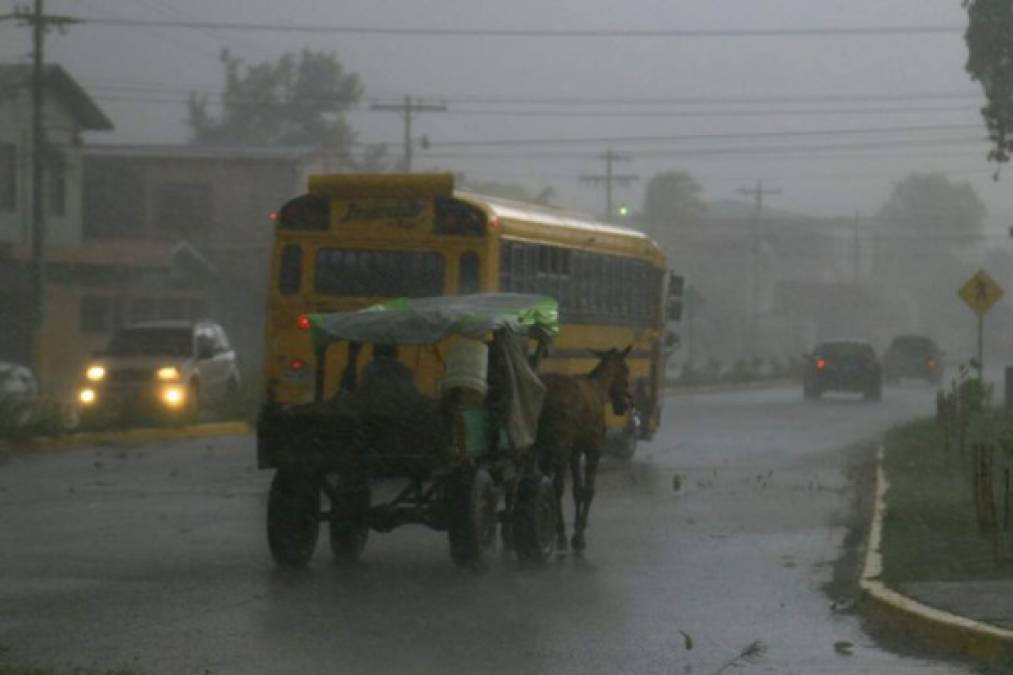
(1, 0), (1004, 229)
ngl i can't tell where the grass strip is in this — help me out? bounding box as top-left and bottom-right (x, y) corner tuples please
(881, 418), (1011, 583)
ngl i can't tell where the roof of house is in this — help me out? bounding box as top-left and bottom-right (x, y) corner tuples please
(0, 64), (113, 131)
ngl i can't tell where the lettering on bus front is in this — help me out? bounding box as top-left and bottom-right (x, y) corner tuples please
(339, 200), (426, 229)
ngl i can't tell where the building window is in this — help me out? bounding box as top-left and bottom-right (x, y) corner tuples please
(80, 295), (112, 334)
(83, 157), (146, 239)
(0, 144), (15, 213)
(48, 154), (66, 217)
(155, 182), (213, 234)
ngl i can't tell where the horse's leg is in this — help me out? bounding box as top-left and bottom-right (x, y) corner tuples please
(569, 450), (585, 551)
(500, 474), (515, 551)
(552, 456), (568, 551)
(571, 444), (600, 552)
(540, 448), (568, 552)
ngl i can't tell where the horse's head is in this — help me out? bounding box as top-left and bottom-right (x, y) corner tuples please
(591, 345), (633, 415)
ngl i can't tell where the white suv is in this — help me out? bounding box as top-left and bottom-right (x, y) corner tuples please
(78, 320), (241, 424)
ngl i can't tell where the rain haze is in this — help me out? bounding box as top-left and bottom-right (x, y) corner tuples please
(3, 2), (1013, 674)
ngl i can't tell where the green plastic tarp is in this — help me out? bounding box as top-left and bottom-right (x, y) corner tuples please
(307, 293), (558, 348)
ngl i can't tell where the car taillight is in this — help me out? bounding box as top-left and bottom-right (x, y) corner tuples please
(816, 358), (827, 370)
(296, 314), (311, 331)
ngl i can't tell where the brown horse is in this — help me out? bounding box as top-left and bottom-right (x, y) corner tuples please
(535, 346), (632, 553)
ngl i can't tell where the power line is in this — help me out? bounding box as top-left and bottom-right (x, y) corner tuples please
(417, 136), (988, 160)
(82, 81), (981, 107)
(85, 91), (980, 120)
(72, 16), (963, 38)
(393, 92), (983, 106)
(425, 123), (982, 149)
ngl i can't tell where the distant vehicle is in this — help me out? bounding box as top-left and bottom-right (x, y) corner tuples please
(882, 335), (944, 384)
(0, 361), (38, 430)
(77, 320), (241, 424)
(803, 340), (882, 402)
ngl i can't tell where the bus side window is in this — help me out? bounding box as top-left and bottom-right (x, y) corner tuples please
(279, 244), (302, 295)
(459, 251), (480, 294)
(499, 241), (513, 291)
(512, 243), (526, 291)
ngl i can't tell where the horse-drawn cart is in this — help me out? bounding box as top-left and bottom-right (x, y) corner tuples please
(256, 293), (561, 568)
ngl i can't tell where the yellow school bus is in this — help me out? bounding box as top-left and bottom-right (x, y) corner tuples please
(262, 173), (679, 454)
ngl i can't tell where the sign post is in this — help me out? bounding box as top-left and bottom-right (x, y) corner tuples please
(958, 269), (1004, 377)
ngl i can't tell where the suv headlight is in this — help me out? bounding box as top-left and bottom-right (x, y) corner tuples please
(85, 365), (105, 382)
(156, 366), (181, 381)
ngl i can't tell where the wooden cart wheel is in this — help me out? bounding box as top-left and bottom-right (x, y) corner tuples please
(329, 481), (370, 563)
(512, 474), (557, 563)
(267, 468), (320, 566)
(447, 469), (499, 570)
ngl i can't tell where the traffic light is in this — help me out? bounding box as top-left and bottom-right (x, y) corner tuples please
(617, 205), (630, 217)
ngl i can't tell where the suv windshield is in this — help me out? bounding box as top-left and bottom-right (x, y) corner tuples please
(105, 328), (192, 357)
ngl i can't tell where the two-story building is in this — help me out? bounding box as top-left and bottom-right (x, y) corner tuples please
(1, 63), (319, 395)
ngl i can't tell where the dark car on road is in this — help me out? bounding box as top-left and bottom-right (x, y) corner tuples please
(803, 339), (882, 402)
(882, 335), (944, 384)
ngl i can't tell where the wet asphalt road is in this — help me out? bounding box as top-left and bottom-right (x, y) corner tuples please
(0, 384), (974, 674)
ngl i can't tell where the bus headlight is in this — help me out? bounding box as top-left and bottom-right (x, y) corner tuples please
(156, 366), (181, 381)
(161, 385), (186, 408)
(79, 388), (97, 405)
(85, 365), (105, 382)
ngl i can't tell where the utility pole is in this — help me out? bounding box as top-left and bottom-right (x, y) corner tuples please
(853, 211), (861, 284)
(3, 2), (80, 380)
(580, 148), (638, 221)
(370, 96), (446, 172)
(736, 180), (781, 358)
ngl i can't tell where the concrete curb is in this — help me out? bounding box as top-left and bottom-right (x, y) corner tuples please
(0, 420), (252, 455)
(859, 445), (1013, 664)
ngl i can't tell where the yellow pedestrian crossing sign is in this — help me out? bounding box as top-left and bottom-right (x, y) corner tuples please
(959, 269), (1004, 316)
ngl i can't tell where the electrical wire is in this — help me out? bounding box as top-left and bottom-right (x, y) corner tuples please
(74, 16), (963, 38)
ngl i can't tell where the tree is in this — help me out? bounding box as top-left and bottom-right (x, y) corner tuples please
(964, 0), (1013, 166)
(188, 49), (365, 155)
(642, 171), (705, 229)
(877, 172), (986, 233)
(875, 172), (987, 346)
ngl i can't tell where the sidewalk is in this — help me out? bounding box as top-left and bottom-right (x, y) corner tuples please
(898, 580), (1013, 632)
(0, 419), (251, 454)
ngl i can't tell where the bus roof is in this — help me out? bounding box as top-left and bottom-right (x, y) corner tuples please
(456, 191), (664, 261)
(456, 191), (646, 238)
